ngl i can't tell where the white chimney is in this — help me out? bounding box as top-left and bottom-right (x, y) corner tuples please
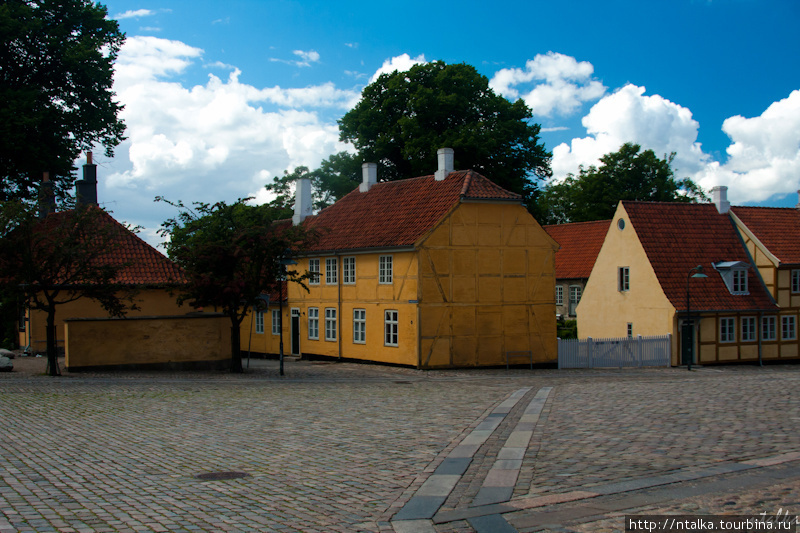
(360, 162), (377, 192)
(292, 177), (312, 225)
(796, 190), (800, 209)
(434, 147), (454, 181)
(711, 185), (730, 214)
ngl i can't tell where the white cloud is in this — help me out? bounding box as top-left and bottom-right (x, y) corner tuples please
(369, 53), (426, 83)
(696, 90), (800, 203)
(270, 50), (321, 68)
(489, 52), (606, 117)
(549, 84), (800, 206)
(104, 36), (354, 246)
(550, 84), (707, 180)
(114, 9), (155, 20)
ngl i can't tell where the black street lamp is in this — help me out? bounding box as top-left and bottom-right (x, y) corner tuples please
(278, 251), (297, 377)
(685, 265), (708, 371)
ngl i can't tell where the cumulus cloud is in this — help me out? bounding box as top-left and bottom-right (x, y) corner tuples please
(104, 36), (354, 246)
(550, 84), (708, 180)
(369, 53), (426, 83)
(549, 84), (800, 205)
(696, 90), (800, 203)
(489, 52), (606, 117)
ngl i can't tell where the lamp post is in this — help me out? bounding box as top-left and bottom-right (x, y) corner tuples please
(685, 265), (708, 371)
(278, 251), (297, 377)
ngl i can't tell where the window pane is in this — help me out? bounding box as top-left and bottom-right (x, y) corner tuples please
(309, 259), (320, 284)
(308, 308), (319, 339)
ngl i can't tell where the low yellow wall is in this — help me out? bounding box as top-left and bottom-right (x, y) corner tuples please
(65, 314), (230, 370)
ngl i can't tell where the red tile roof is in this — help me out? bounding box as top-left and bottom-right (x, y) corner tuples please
(731, 206), (800, 265)
(623, 201), (776, 313)
(544, 220), (611, 279)
(43, 208), (185, 285)
(302, 170), (522, 253)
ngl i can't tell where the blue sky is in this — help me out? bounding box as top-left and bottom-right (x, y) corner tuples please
(95, 0), (800, 245)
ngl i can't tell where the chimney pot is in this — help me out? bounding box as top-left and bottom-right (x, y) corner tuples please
(76, 152), (98, 207)
(38, 171), (55, 218)
(360, 162), (377, 192)
(292, 177), (312, 225)
(435, 148), (454, 181)
(711, 185), (730, 214)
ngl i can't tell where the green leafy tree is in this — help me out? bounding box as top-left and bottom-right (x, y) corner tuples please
(264, 153), (363, 212)
(158, 199), (315, 373)
(336, 61), (551, 207)
(0, 0), (126, 201)
(0, 201), (138, 375)
(537, 143), (707, 224)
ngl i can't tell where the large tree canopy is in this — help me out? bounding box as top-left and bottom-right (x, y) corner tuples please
(0, 0), (126, 201)
(158, 199), (315, 373)
(537, 143), (707, 225)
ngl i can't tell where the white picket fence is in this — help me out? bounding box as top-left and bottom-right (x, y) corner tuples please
(558, 334), (672, 369)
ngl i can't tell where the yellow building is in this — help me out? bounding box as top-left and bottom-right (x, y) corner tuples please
(578, 190), (785, 366)
(243, 149), (559, 368)
(18, 155), (187, 355)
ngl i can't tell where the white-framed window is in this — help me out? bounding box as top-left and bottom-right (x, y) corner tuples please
(325, 257), (338, 284)
(782, 315), (797, 341)
(732, 269), (748, 294)
(343, 257), (356, 284)
(379, 255), (393, 284)
(325, 308), (337, 341)
(353, 308), (366, 344)
(385, 310), (398, 346)
(309, 258), (320, 285)
(720, 317), (736, 343)
(271, 309), (281, 335)
(555, 285), (563, 306)
(568, 285), (581, 316)
(762, 316), (777, 341)
(741, 316), (756, 342)
(618, 267), (630, 292)
(255, 310), (264, 334)
(792, 270), (800, 294)
(308, 307), (319, 340)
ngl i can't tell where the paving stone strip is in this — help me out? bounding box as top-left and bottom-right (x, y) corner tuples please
(391, 387), (534, 530)
(472, 387), (553, 507)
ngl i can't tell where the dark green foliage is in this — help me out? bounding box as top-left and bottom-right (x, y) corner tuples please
(339, 61), (551, 206)
(0, 0), (126, 201)
(266, 61), (552, 211)
(158, 198), (315, 373)
(537, 143), (708, 225)
(557, 319), (578, 340)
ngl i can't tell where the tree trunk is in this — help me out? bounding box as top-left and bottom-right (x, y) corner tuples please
(46, 306), (60, 376)
(230, 315), (243, 373)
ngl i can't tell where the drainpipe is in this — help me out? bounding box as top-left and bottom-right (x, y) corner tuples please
(758, 311), (763, 367)
(337, 253), (342, 361)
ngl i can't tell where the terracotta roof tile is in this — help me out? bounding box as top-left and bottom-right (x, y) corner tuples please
(731, 206), (800, 265)
(302, 170), (521, 252)
(544, 220), (611, 279)
(43, 208), (185, 285)
(623, 201), (776, 313)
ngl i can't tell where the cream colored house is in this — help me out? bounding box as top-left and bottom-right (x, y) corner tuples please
(578, 190), (783, 366)
(243, 149), (559, 368)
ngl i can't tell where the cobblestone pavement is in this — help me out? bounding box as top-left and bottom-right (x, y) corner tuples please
(1, 357), (799, 532)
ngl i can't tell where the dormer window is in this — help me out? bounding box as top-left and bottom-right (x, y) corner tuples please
(713, 261), (750, 295)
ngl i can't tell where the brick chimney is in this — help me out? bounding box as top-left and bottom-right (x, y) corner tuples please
(38, 172), (55, 218)
(75, 152), (98, 207)
(434, 148), (454, 181)
(292, 176), (312, 225)
(711, 185), (730, 214)
(359, 162), (377, 193)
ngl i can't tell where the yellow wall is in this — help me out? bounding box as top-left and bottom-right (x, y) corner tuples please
(65, 314), (230, 369)
(284, 251), (420, 366)
(578, 203), (676, 343)
(417, 202), (558, 367)
(21, 288), (185, 353)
